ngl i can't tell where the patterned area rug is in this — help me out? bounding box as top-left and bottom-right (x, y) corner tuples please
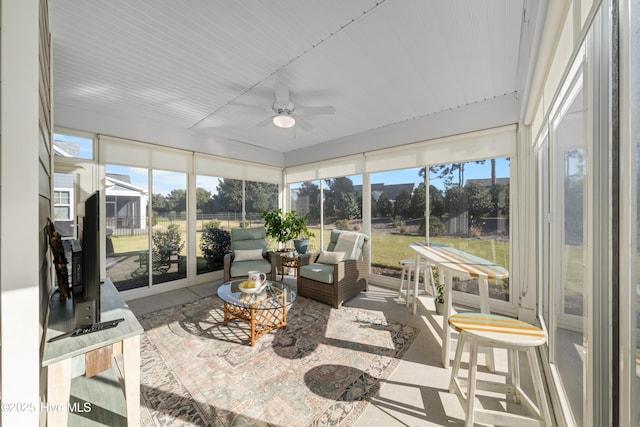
(137, 294), (418, 426)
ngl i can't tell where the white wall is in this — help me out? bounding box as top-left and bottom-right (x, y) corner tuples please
(1, 0), (49, 425)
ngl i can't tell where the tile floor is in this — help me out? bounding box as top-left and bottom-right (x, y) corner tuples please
(128, 276), (550, 426)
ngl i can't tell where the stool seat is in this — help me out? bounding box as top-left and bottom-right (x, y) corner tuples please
(398, 259), (437, 307)
(448, 313), (552, 427)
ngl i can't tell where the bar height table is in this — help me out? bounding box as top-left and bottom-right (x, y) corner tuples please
(409, 242), (509, 368)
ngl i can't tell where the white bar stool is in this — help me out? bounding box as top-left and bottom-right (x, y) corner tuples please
(397, 258), (436, 307)
(448, 312), (552, 427)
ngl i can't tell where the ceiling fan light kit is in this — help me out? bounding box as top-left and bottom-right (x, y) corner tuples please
(273, 114), (296, 128)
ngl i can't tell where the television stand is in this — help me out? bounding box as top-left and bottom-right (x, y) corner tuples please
(42, 278), (143, 426)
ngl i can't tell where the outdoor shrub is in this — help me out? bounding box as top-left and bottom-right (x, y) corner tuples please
(152, 223), (184, 262)
(169, 210), (177, 221)
(152, 211), (159, 226)
(429, 216), (445, 236)
(335, 219), (349, 230)
(200, 222), (231, 269)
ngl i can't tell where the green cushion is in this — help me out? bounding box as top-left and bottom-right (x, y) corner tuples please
(300, 263), (335, 284)
(230, 259), (272, 278)
(230, 227), (267, 253)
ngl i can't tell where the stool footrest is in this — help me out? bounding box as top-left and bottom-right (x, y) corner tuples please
(474, 407), (546, 427)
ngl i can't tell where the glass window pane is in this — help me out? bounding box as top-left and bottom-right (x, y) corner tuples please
(370, 168), (424, 280)
(290, 181), (321, 253)
(54, 206), (70, 221)
(428, 159), (511, 302)
(631, 0), (640, 422)
(53, 133), (93, 159)
(196, 175), (230, 275)
(105, 165), (150, 291)
(53, 173), (75, 238)
(245, 179), (278, 228)
(322, 175), (362, 231)
(209, 178), (244, 228)
(552, 83), (585, 426)
(152, 170), (187, 285)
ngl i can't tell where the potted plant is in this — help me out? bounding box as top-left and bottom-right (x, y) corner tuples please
(290, 213), (315, 255)
(434, 282), (445, 315)
(260, 208), (297, 252)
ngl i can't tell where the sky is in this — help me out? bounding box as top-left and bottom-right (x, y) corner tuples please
(107, 158), (510, 196)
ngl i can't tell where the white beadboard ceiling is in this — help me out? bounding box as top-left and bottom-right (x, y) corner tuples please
(49, 0), (537, 167)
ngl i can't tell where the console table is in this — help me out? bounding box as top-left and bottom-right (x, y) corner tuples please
(42, 278), (143, 426)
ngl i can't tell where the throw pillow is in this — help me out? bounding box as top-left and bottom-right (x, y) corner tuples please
(233, 249), (264, 262)
(317, 250), (345, 265)
(333, 232), (360, 260)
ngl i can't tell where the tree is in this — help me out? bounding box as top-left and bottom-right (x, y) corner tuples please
(166, 188), (186, 213)
(296, 181), (321, 223)
(195, 187), (213, 213)
(428, 161), (486, 188)
(445, 186), (467, 217)
(394, 189), (411, 218)
(211, 178), (243, 212)
(324, 177), (360, 220)
(377, 192), (394, 217)
(465, 181), (492, 221)
(409, 183), (426, 219)
(152, 193), (168, 212)
(429, 185), (445, 217)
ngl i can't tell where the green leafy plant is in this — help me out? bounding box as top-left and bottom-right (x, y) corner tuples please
(260, 209), (314, 249)
(435, 281), (445, 304)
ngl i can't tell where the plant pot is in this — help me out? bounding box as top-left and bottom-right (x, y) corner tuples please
(293, 239), (309, 254)
(434, 299), (445, 315)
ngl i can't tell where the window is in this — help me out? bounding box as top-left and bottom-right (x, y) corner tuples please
(52, 172), (75, 238)
(54, 132), (93, 159)
(105, 165), (150, 291)
(53, 190), (71, 220)
(152, 170), (187, 285)
(369, 168), (424, 280)
(322, 175), (362, 233)
(290, 180), (321, 252)
(429, 159), (511, 302)
(196, 175), (228, 275)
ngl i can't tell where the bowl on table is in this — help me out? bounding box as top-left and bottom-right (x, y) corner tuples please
(238, 280), (267, 294)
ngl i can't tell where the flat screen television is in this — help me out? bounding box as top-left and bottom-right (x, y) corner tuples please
(74, 190), (101, 326)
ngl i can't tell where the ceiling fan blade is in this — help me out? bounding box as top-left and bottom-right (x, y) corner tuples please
(274, 82), (290, 104)
(256, 115), (275, 127)
(228, 101), (272, 113)
(295, 116), (314, 131)
(294, 106), (336, 116)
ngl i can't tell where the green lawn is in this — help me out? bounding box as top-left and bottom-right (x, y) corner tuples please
(369, 233), (510, 271)
(110, 228), (510, 275)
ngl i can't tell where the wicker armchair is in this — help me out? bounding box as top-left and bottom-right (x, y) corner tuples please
(223, 226), (277, 282)
(297, 230), (368, 308)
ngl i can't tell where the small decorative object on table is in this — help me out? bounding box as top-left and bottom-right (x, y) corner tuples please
(238, 279), (268, 303)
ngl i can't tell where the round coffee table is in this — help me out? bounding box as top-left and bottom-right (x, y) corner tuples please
(217, 280), (296, 346)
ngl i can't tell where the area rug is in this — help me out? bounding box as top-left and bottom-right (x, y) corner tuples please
(136, 293), (419, 426)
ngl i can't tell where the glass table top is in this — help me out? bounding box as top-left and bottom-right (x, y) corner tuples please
(217, 280), (296, 310)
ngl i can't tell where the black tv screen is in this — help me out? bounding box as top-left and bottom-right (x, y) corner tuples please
(74, 190), (101, 326)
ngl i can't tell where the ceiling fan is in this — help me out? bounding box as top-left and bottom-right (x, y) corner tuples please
(234, 83), (335, 131)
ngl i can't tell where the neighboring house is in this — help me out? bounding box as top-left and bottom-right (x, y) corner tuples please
(368, 183), (415, 202)
(105, 173), (148, 235)
(52, 172), (75, 238)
